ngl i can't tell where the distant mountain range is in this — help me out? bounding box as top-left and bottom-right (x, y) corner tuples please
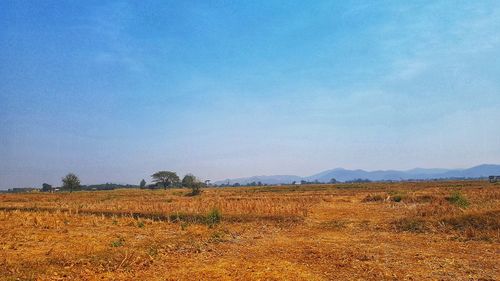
(214, 164), (500, 185)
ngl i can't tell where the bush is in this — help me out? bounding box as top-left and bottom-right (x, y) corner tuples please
(441, 210), (499, 241)
(387, 190), (407, 202)
(447, 191), (469, 208)
(180, 222), (189, 230)
(209, 230), (228, 243)
(191, 183), (202, 196)
(111, 238), (125, 247)
(206, 208), (221, 227)
(392, 195), (403, 202)
(394, 218), (428, 233)
(442, 210), (499, 231)
(147, 245), (158, 257)
(414, 200), (457, 217)
(414, 195), (435, 203)
(391, 191), (408, 202)
(362, 194), (385, 202)
(185, 182), (204, 196)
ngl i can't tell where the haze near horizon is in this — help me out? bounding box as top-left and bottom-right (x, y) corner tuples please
(1, 1), (500, 188)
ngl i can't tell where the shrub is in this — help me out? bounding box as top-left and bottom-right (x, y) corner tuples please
(209, 231), (227, 243)
(180, 222), (189, 230)
(147, 245), (158, 257)
(388, 190), (407, 202)
(414, 195), (435, 203)
(111, 238), (125, 247)
(447, 191), (469, 208)
(392, 195), (403, 202)
(137, 221), (145, 228)
(206, 208), (221, 227)
(414, 200), (457, 217)
(362, 194), (385, 202)
(391, 190), (408, 202)
(184, 182), (204, 196)
(190, 184), (202, 196)
(181, 174), (205, 196)
(442, 210), (499, 231)
(440, 210), (499, 241)
(394, 218), (428, 233)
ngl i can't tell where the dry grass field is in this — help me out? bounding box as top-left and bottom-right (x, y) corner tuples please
(0, 181), (499, 280)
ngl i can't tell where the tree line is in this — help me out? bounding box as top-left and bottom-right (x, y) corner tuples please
(38, 171), (207, 196)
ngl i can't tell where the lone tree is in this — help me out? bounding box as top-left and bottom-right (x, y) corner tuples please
(140, 179), (146, 188)
(62, 173), (80, 192)
(182, 173), (196, 188)
(182, 174), (205, 196)
(41, 183), (52, 192)
(151, 171), (179, 189)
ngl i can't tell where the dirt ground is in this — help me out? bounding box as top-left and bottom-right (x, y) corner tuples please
(0, 181), (498, 280)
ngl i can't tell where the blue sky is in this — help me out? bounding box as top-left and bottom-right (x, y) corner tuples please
(1, 1), (500, 188)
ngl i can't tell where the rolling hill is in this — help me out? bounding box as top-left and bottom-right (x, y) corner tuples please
(214, 164), (500, 185)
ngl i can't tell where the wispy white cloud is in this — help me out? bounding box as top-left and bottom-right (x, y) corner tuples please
(378, 2), (500, 81)
(71, 1), (147, 73)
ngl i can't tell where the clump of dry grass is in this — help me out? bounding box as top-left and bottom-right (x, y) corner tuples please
(393, 189), (499, 241)
(361, 194), (386, 202)
(413, 198), (460, 217)
(442, 210), (499, 231)
(362, 190), (440, 204)
(394, 217), (429, 233)
(319, 219), (350, 230)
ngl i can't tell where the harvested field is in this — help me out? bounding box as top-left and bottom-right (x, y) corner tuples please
(0, 181), (498, 280)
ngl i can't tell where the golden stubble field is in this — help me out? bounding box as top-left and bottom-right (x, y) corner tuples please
(0, 181), (498, 280)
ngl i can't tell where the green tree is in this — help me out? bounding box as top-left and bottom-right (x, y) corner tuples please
(182, 173), (205, 195)
(41, 183), (52, 192)
(62, 173), (80, 192)
(182, 174), (196, 188)
(151, 171), (179, 189)
(140, 179), (146, 188)
(190, 182), (205, 196)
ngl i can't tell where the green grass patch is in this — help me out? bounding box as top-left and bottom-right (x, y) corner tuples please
(111, 238), (125, 247)
(446, 191), (469, 208)
(206, 208), (222, 227)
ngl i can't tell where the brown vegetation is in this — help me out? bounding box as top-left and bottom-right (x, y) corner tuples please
(0, 181), (498, 280)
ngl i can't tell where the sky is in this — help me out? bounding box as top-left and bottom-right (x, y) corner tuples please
(1, 1), (500, 188)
